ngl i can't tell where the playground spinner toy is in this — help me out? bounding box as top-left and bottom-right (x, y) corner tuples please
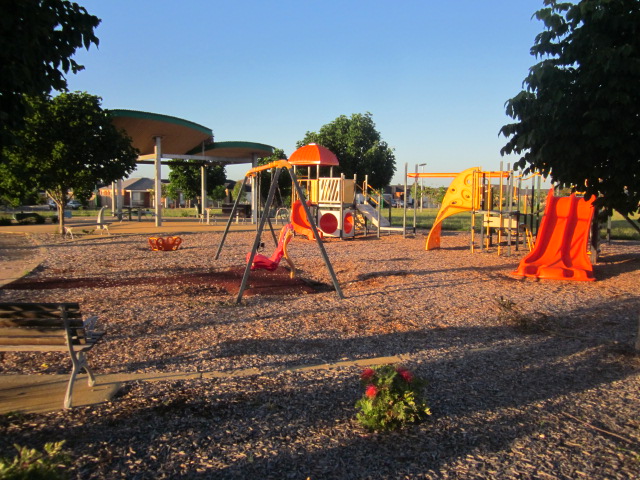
(148, 236), (182, 251)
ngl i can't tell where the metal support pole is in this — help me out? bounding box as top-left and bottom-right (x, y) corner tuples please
(214, 176), (249, 260)
(290, 170), (344, 299)
(251, 153), (258, 224)
(237, 169), (283, 303)
(201, 164), (207, 216)
(403, 163), (408, 238)
(412, 164), (418, 233)
(154, 136), (162, 226)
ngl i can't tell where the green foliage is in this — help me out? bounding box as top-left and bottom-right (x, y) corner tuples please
(501, 0), (640, 222)
(0, 0), (100, 152)
(0, 441), (71, 479)
(13, 213), (44, 225)
(297, 112), (396, 189)
(232, 181), (248, 203)
(0, 92), (138, 234)
(0, 217), (12, 226)
(355, 364), (431, 432)
(166, 160), (226, 212)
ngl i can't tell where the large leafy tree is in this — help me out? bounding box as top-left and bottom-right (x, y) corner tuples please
(0, 92), (138, 232)
(500, 0), (640, 231)
(166, 160), (226, 212)
(0, 0), (100, 153)
(297, 112), (396, 189)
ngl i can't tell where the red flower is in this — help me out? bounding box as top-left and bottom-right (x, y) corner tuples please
(361, 368), (375, 381)
(365, 384), (379, 398)
(396, 367), (414, 383)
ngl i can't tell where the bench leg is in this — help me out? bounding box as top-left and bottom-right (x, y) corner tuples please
(64, 351), (95, 409)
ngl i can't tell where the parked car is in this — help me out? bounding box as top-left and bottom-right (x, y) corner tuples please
(50, 199), (82, 210)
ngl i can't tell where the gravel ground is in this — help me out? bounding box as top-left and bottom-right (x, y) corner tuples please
(0, 230), (639, 479)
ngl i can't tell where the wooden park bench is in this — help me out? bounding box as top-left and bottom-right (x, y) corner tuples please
(0, 302), (105, 409)
(63, 206), (111, 239)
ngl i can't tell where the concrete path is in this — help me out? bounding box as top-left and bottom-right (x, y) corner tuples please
(0, 356), (407, 414)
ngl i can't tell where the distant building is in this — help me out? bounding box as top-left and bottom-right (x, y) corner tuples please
(98, 178), (170, 208)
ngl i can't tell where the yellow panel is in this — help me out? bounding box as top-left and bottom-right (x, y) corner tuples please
(425, 167), (480, 250)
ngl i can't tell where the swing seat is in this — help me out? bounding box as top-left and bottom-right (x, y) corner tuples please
(250, 253), (281, 271)
(246, 223), (295, 276)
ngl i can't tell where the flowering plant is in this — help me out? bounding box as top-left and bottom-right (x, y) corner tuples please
(355, 364), (431, 432)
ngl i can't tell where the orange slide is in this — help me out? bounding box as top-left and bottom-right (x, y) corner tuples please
(291, 200), (322, 240)
(513, 190), (595, 281)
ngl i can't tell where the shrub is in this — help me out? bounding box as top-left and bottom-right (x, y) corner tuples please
(355, 364), (431, 432)
(0, 217), (12, 226)
(0, 441), (70, 479)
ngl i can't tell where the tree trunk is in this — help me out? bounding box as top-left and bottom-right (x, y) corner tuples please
(58, 205), (65, 237)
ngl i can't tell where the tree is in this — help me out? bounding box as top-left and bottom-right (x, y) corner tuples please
(0, 92), (138, 233)
(166, 161), (226, 212)
(0, 0), (100, 152)
(500, 0), (640, 232)
(297, 112), (396, 189)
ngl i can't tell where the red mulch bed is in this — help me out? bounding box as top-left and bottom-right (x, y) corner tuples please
(2, 266), (320, 297)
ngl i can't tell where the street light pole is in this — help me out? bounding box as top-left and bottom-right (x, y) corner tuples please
(418, 163), (426, 212)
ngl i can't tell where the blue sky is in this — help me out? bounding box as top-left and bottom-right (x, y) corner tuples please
(66, 0), (545, 185)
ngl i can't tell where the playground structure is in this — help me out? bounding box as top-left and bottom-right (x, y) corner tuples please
(246, 223), (296, 278)
(512, 190), (596, 281)
(215, 159), (344, 303)
(288, 144), (357, 239)
(287, 144), (405, 239)
(407, 164), (544, 255)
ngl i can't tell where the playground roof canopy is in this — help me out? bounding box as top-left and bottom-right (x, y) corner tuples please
(109, 109), (212, 156)
(109, 109), (275, 164)
(289, 143), (339, 167)
(189, 141), (274, 164)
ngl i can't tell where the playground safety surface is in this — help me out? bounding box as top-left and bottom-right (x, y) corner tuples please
(0, 226), (638, 479)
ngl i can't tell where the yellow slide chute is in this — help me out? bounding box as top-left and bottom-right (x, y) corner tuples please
(425, 167), (480, 250)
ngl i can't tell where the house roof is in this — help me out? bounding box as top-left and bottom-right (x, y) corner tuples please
(122, 178), (156, 191)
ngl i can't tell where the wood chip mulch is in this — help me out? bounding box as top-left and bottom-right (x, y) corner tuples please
(0, 230), (639, 479)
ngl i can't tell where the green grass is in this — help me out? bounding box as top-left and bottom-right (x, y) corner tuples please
(385, 207), (639, 240)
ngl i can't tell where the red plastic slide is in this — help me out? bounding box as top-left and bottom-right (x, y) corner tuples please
(513, 190), (595, 281)
(290, 200), (322, 241)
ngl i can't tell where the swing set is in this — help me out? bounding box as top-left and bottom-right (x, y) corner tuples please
(215, 159), (344, 303)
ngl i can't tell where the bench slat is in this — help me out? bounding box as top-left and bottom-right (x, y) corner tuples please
(0, 303), (81, 319)
(0, 318), (83, 327)
(0, 327), (91, 341)
(0, 340), (100, 352)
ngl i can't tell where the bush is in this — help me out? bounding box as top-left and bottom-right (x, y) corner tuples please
(0, 441), (70, 479)
(13, 213), (44, 225)
(355, 364), (431, 432)
(0, 217), (12, 226)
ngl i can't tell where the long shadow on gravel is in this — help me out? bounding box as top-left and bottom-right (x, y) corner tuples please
(2, 301), (637, 479)
(0, 320), (637, 479)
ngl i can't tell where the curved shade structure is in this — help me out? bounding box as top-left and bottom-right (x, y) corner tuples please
(189, 141), (274, 164)
(109, 109), (213, 155)
(289, 143), (339, 166)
